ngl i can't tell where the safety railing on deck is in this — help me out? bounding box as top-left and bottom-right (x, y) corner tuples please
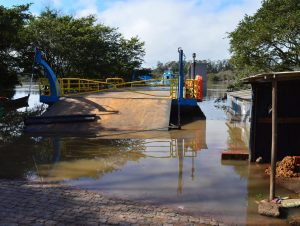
(59, 78), (110, 96)
(114, 78), (179, 98)
(39, 77), (179, 99)
(39, 77), (203, 100)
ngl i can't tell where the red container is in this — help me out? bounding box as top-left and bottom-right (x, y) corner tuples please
(195, 75), (203, 101)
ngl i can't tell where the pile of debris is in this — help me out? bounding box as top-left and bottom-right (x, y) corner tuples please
(265, 156), (300, 178)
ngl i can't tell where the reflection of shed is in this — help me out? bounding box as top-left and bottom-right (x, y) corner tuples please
(227, 89), (252, 123)
(243, 71), (300, 162)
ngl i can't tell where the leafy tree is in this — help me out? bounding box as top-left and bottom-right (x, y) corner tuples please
(152, 61), (184, 75)
(20, 9), (145, 81)
(0, 4), (31, 87)
(229, 0), (300, 76)
(205, 59), (233, 73)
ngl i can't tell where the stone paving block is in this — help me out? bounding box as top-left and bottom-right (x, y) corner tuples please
(0, 179), (225, 226)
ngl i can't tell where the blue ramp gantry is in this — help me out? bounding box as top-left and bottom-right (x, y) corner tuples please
(35, 49), (60, 104)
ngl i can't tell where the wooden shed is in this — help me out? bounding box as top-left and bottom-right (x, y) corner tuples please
(243, 71), (300, 162)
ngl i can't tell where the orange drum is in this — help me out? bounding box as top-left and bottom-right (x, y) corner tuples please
(195, 75), (203, 101)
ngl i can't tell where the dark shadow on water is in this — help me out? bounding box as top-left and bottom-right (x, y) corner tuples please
(170, 102), (206, 125)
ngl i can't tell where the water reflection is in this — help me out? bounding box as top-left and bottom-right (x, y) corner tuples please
(31, 138), (146, 181)
(226, 122), (250, 153)
(13, 83), (41, 111)
(26, 120), (208, 183)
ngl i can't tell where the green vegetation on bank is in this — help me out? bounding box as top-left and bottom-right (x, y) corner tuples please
(0, 5), (31, 88)
(229, 0), (300, 83)
(152, 59), (236, 84)
(0, 4), (145, 88)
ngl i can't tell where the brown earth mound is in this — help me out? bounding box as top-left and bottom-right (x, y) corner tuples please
(265, 156), (300, 178)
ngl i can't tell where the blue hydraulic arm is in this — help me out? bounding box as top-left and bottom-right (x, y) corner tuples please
(177, 48), (197, 106)
(34, 49), (60, 104)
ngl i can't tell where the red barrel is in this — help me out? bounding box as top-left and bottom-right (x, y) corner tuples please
(195, 75), (203, 101)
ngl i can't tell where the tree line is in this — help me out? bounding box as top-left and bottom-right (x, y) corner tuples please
(0, 4), (145, 88)
(229, 0), (300, 80)
(152, 59), (233, 76)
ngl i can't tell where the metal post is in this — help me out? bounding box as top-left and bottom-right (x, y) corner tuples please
(192, 53), (196, 79)
(270, 77), (278, 200)
(178, 48), (184, 101)
(177, 48), (184, 129)
(192, 53), (196, 97)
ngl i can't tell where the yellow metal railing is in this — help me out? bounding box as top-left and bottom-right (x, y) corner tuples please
(39, 77), (202, 100)
(114, 78), (178, 98)
(142, 139), (177, 158)
(105, 77), (124, 84)
(39, 77), (179, 99)
(59, 78), (110, 96)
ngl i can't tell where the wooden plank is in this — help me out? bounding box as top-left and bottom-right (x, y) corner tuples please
(221, 152), (249, 160)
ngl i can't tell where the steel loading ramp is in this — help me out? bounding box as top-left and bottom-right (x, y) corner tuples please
(25, 91), (172, 135)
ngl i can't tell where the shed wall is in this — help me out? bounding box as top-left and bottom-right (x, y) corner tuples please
(250, 80), (300, 162)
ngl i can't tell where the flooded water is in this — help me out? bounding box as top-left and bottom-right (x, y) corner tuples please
(13, 83), (42, 111)
(1, 82), (298, 225)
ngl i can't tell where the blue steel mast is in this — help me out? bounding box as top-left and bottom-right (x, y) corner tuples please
(34, 49), (60, 104)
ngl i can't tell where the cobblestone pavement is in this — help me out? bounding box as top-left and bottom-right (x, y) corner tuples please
(0, 180), (226, 226)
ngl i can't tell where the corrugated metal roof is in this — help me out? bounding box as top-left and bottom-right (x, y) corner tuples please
(242, 71), (300, 83)
(227, 89), (252, 100)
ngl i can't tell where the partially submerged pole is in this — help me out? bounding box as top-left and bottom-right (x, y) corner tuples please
(178, 48), (184, 102)
(270, 76), (278, 200)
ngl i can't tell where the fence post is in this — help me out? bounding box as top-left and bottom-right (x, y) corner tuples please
(270, 77), (278, 201)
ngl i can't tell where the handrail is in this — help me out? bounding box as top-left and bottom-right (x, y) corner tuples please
(105, 77), (124, 84)
(39, 77), (200, 100)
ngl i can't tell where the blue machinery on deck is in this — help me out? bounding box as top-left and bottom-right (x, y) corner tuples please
(34, 49), (60, 104)
(170, 48), (202, 128)
(176, 48), (198, 107)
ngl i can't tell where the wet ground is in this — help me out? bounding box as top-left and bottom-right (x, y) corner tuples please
(0, 82), (299, 225)
(0, 180), (221, 226)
